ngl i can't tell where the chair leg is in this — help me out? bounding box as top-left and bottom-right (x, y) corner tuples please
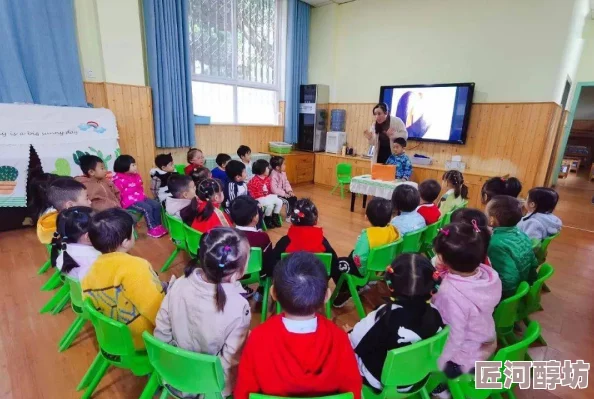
(50, 291), (71, 315)
(330, 183), (339, 195)
(39, 284), (69, 314)
(542, 282), (551, 293)
(41, 270), (63, 291)
(325, 301), (332, 319)
(37, 258), (51, 275)
(276, 302), (282, 314)
(261, 278), (271, 323)
(160, 389), (170, 399)
(419, 387), (431, 399)
(447, 381), (465, 399)
(81, 358), (110, 399)
(58, 316), (87, 352)
(160, 248), (180, 272)
(506, 388), (518, 399)
(139, 373), (161, 399)
(347, 279), (366, 319)
(340, 184), (344, 199)
(536, 333), (548, 346)
(77, 353), (105, 390)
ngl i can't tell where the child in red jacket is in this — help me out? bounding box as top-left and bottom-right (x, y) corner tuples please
(416, 179), (442, 226)
(180, 179), (232, 233)
(234, 251), (362, 399)
(247, 159), (283, 229)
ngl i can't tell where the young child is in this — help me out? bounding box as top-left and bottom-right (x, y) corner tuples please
(481, 176), (522, 204)
(82, 208), (165, 349)
(182, 179), (232, 232)
(212, 153), (232, 186)
(416, 179), (442, 225)
(155, 228), (251, 397)
(517, 187), (562, 240)
(189, 166), (212, 192)
(332, 198), (400, 308)
(451, 208), (492, 258)
(185, 148), (205, 175)
(75, 155), (121, 212)
(230, 196), (275, 277)
(349, 254), (444, 391)
(224, 160), (249, 209)
(50, 206), (100, 281)
(390, 184), (426, 235)
(273, 198), (338, 268)
(112, 155), (167, 238)
(486, 195), (538, 298)
(165, 174), (196, 219)
(37, 177), (91, 244)
(270, 156), (297, 221)
(247, 160), (283, 229)
(234, 252), (362, 399)
(237, 145), (253, 182)
(150, 153), (176, 203)
(385, 138), (412, 180)
(431, 223), (501, 397)
(439, 170), (468, 214)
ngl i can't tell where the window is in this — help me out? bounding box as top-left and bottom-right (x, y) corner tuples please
(189, 0), (281, 125)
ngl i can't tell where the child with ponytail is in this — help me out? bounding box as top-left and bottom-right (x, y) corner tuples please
(517, 187), (562, 240)
(51, 206), (100, 281)
(349, 253), (444, 391)
(181, 178), (232, 232)
(481, 176), (523, 204)
(438, 170), (469, 214)
(154, 227), (251, 397)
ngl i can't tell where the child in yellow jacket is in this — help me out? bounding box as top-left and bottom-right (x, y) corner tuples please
(82, 208), (165, 349)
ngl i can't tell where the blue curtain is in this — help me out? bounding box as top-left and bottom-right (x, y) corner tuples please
(284, 0), (310, 143)
(0, 0), (86, 107)
(143, 0), (195, 148)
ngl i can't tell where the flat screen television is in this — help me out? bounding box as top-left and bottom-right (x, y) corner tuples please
(379, 82), (474, 145)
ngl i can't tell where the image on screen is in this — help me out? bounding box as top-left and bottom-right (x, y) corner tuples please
(380, 83), (473, 144)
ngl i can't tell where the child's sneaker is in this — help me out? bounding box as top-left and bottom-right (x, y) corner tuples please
(431, 384), (451, 399)
(148, 225), (167, 238)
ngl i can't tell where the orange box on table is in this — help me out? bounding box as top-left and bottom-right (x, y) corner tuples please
(371, 164), (396, 181)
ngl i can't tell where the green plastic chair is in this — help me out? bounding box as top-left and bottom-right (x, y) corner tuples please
(251, 394), (354, 399)
(446, 322), (542, 399)
(142, 332), (226, 399)
(160, 214), (189, 272)
(240, 248), (272, 324)
(493, 282), (529, 347)
(175, 164), (186, 175)
(361, 326), (449, 399)
(40, 268), (64, 291)
(535, 232), (560, 265)
(77, 299), (154, 399)
(401, 226), (427, 253)
(331, 163), (352, 199)
(39, 281), (70, 314)
(37, 244), (53, 274)
(440, 199), (467, 226)
(420, 221), (441, 258)
(183, 224), (203, 258)
(275, 253), (333, 319)
(330, 240), (403, 319)
(518, 264), (554, 346)
(58, 277), (89, 352)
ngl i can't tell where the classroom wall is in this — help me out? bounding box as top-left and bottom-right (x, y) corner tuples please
(575, 19), (594, 83)
(309, 0), (586, 103)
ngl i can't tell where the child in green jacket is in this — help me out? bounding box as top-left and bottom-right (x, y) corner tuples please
(486, 195), (538, 299)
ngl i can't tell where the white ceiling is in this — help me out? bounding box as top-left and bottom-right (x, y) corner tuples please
(301, 0), (359, 7)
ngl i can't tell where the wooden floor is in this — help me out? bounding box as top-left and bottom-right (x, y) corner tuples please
(1, 184), (593, 399)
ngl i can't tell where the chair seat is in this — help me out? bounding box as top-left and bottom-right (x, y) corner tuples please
(337, 177), (351, 184)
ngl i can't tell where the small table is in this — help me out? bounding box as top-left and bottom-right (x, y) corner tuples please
(348, 175), (419, 212)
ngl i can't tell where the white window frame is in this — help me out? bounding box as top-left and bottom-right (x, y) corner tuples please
(190, 0), (285, 126)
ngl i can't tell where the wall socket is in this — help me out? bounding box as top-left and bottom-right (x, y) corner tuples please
(86, 69), (95, 79)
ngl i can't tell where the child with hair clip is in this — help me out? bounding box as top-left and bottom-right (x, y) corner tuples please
(438, 170), (469, 214)
(185, 148), (205, 175)
(349, 253), (444, 392)
(270, 156), (297, 222)
(450, 208), (492, 265)
(155, 227), (251, 397)
(481, 176), (522, 204)
(182, 178), (232, 232)
(517, 187), (562, 240)
(189, 166), (212, 190)
(272, 198), (338, 269)
(112, 154), (167, 238)
(430, 223), (502, 398)
(51, 206), (100, 281)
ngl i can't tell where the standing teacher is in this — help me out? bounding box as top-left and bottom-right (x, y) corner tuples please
(363, 102), (408, 164)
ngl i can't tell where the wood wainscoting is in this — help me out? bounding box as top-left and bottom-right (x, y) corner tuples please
(328, 102), (562, 194)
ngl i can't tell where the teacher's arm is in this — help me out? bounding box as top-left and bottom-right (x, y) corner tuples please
(388, 116), (408, 141)
(364, 124), (376, 144)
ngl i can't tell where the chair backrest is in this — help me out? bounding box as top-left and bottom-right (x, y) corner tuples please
(381, 327), (450, 388)
(142, 332), (225, 395)
(366, 240), (402, 273)
(281, 252), (332, 276)
(336, 163), (352, 178)
(66, 277), (85, 315)
(535, 232), (560, 264)
(175, 164), (186, 175)
(183, 224), (203, 256)
(457, 199), (469, 209)
(245, 247), (263, 275)
(83, 299), (138, 358)
(401, 226), (427, 253)
(421, 221), (441, 248)
(525, 263), (554, 312)
(494, 281), (529, 331)
(166, 214), (188, 251)
(250, 394), (353, 399)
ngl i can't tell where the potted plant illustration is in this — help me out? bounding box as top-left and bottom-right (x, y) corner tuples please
(0, 166), (18, 195)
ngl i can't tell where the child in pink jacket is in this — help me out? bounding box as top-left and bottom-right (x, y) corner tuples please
(112, 155), (167, 238)
(270, 156), (297, 222)
(431, 222), (502, 397)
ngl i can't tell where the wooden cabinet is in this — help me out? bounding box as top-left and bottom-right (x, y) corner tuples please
(267, 151), (314, 185)
(314, 153), (371, 187)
